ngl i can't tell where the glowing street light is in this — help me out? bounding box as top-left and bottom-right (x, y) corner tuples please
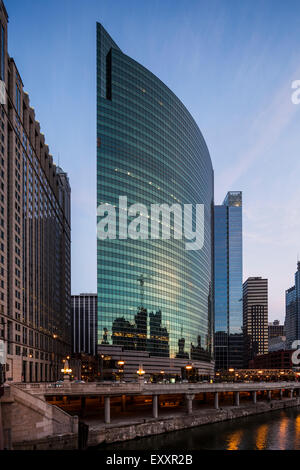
(61, 366), (72, 374)
(61, 359), (72, 382)
(118, 360), (125, 380)
(137, 364), (145, 381)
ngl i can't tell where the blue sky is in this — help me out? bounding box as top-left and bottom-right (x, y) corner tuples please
(6, 0), (300, 321)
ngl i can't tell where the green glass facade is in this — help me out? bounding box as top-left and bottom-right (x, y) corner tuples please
(97, 24), (214, 363)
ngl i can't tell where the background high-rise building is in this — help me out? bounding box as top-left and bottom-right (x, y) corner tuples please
(268, 320), (285, 352)
(243, 277), (268, 365)
(96, 23), (214, 378)
(214, 191), (243, 370)
(0, 1), (71, 382)
(285, 262), (300, 349)
(268, 319), (284, 339)
(72, 294), (97, 356)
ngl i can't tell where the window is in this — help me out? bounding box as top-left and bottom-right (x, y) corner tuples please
(16, 78), (21, 115)
(0, 23), (4, 81)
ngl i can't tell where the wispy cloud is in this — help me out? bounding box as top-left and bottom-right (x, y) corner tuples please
(218, 66), (300, 189)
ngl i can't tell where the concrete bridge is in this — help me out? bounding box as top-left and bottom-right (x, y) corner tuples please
(2, 380), (300, 449)
(14, 380), (300, 425)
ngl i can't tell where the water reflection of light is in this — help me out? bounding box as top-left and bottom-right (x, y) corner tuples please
(255, 424), (268, 450)
(227, 430), (244, 450)
(278, 417), (288, 450)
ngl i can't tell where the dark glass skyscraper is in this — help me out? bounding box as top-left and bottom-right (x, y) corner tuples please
(214, 191), (243, 370)
(96, 24), (214, 378)
(72, 294), (97, 356)
(285, 262), (300, 349)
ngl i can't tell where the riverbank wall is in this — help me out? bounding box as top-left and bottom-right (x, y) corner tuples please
(11, 397), (300, 449)
(88, 397), (300, 448)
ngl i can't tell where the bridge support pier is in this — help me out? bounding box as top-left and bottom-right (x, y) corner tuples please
(279, 389), (283, 400)
(267, 390), (272, 402)
(290, 389), (294, 398)
(121, 394), (126, 412)
(234, 391), (240, 407)
(253, 391), (257, 404)
(104, 396), (110, 424)
(80, 396), (86, 418)
(152, 395), (158, 419)
(186, 394), (195, 415)
(214, 392), (219, 410)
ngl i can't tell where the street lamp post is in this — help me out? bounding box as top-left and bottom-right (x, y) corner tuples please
(185, 364), (193, 382)
(228, 368), (235, 382)
(99, 354), (104, 382)
(137, 365), (145, 384)
(61, 359), (72, 382)
(117, 360), (125, 382)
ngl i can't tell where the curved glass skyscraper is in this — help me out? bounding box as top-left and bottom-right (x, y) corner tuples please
(97, 24), (214, 378)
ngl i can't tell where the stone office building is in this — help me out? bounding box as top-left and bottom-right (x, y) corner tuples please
(0, 1), (71, 382)
(243, 277), (268, 366)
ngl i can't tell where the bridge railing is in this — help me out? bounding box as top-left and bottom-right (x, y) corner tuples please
(11, 380), (300, 396)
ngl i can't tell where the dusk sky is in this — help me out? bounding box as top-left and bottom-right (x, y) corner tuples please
(6, 0), (300, 322)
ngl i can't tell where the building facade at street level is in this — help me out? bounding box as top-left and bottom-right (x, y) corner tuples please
(243, 277), (268, 366)
(214, 191), (244, 370)
(268, 320), (284, 340)
(0, 1), (71, 382)
(96, 23), (214, 378)
(285, 262), (300, 349)
(248, 349), (294, 370)
(72, 294), (97, 356)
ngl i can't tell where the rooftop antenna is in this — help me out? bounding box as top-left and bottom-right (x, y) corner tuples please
(137, 274), (146, 308)
(137, 274), (152, 308)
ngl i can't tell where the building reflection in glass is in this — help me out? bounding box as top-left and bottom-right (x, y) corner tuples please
(148, 310), (169, 357)
(110, 307), (169, 356)
(190, 335), (211, 361)
(176, 336), (189, 359)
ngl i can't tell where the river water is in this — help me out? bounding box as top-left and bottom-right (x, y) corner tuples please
(100, 407), (300, 450)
